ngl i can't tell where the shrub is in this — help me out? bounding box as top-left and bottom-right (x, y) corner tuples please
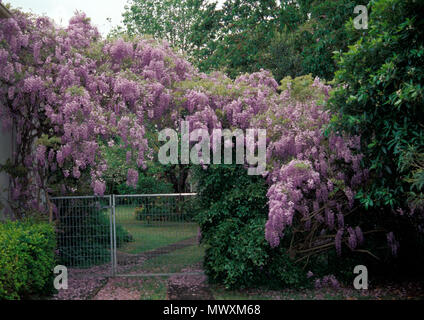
(329, 0), (424, 275)
(116, 174), (174, 195)
(134, 196), (199, 223)
(194, 164), (307, 289)
(330, 0), (424, 213)
(134, 201), (169, 222)
(0, 220), (56, 300)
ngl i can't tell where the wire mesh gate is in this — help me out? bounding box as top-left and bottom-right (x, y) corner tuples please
(52, 193), (201, 278)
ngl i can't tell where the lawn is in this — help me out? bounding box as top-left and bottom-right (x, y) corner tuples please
(137, 245), (204, 274)
(115, 206), (199, 254)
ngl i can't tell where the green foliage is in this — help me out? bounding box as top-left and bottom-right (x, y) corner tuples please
(101, 136), (174, 195)
(120, 0), (202, 53)
(189, 0), (363, 81)
(0, 220), (56, 300)
(279, 74), (327, 102)
(119, 0), (364, 82)
(0, 158), (27, 178)
(191, 0), (280, 78)
(261, 29), (304, 81)
(101, 139), (137, 193)
(116, 174), (173, 195)
(329, 0), (424, 212)
(327, 0), (424, 277)
(194, 164), (307, 289)
(134, 198), (197, 223)
(135, 206), (178, 223)
(300, 0), (362, 80)
(134, 206), (145, 220)
(134, 199), (175, 222)
(400, 146), (424, 210)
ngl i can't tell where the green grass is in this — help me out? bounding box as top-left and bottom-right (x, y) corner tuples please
(115, 277), (168, 300)
(124, 245), (205, 275)
(115, 206), (199, 254)
(138, 278), (168, 300)
(141, 245), (205, 274)
(134, 245), (204, 299)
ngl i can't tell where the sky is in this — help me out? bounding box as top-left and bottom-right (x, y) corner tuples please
(6, 0), (226, 36)
(7, 0), (127, 36)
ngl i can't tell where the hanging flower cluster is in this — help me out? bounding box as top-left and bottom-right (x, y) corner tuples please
(252, 77), (370, 257)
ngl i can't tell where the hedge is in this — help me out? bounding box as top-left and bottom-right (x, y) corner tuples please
(0, 220), (56, 300)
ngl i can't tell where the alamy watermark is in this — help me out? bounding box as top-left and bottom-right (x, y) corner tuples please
(353, 265), (368, 290)
(354, 5), (368, 30)
(158, 121), (267, 176)
(54, 265), (68, 290)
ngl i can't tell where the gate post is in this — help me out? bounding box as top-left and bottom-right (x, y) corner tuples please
(112, 194), (117, 276)
(109, 195), (115, 276)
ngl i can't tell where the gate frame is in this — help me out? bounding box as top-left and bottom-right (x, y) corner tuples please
(53, 193), (199, 277)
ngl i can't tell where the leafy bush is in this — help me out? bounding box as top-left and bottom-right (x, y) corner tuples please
(194, 164), (307, 289)
(330, 0), (424, 213)
(0, 220), (56, 300)
(116, 174), (174, 195)
(134, 200), (170, 222)
(329, 0), (424, 276)
(134, 196), (198, 222)
(135, 205), (178, 222)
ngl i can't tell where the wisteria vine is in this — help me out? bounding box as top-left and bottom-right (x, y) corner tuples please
(0, 9), (398, 260)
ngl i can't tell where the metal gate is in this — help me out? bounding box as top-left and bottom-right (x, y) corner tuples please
(52, 193), (201, 278)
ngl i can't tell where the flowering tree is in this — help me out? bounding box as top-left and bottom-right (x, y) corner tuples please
(0, 9), (394, 261)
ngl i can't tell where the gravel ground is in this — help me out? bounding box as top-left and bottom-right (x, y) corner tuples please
(167, 265), (213, 300)
(53, 272), (423, 300)
(93, 278), (143, 300)
(211, 281), (424, 300)
(52, 255), (147, 300)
